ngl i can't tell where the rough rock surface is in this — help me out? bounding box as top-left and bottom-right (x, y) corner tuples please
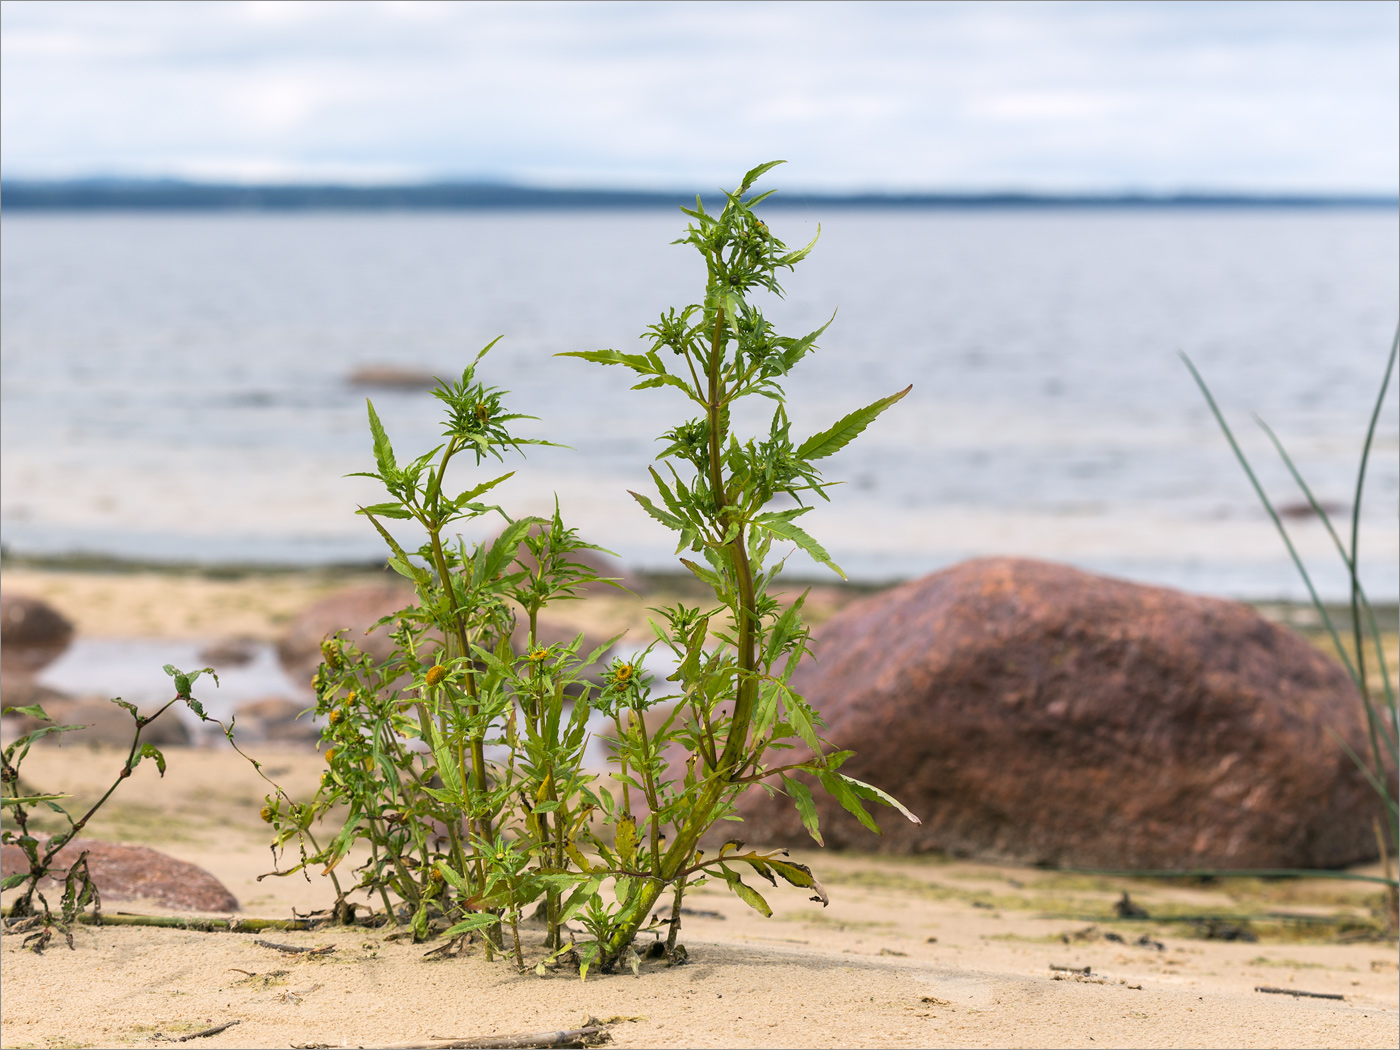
(1, 593), (74, 674)
(276, 584), (416, 686)
(730, 557), (1385, 870)
(2, 837), (238, 911)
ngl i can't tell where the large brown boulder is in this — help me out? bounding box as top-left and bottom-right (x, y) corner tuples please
(730, 557), (1386, 870)
(276, 584), (416, 686)
(1, 594), (74, 675)
(1, 837), (237, 912)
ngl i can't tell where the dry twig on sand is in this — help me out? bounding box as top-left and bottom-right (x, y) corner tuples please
(1255, 986), (1346, 1001)
(170, 1019), (241, 1042)
(253, 938), (335, 955)
(365, 1020), (612, 1049)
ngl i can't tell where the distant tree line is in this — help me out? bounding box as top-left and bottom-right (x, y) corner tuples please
(2, 179), (1395, 211)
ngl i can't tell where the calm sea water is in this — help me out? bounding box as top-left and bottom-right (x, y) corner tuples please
(2, 208), (1397, 600)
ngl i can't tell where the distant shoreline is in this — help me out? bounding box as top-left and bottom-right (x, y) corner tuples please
(3, 179), (1396, 212)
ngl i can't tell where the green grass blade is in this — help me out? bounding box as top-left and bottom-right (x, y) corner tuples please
(1255, 417), (1396, 763)
(1349, 328), (1399, 746)
(1180, 353), (1359, 683)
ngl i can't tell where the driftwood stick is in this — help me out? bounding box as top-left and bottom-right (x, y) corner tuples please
(172, 1019), (241, 1042)
(1254, 986), (1346, 1001)
(1050, 964), (1091, 974)
(253, 938), (335, 955)
(1, 908), (312, 933)
(369, 1024), (610, 1049)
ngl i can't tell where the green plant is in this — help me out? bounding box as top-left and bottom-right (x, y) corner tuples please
(1182, 330), (1398, 914)
(1, 666), (217, 949)
(261, 344), (620, 961)
(562, 161), (918, 966)
(265, 164), (917, 975)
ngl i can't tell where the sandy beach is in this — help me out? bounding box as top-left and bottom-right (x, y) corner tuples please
(2, 566), (1397, 1049)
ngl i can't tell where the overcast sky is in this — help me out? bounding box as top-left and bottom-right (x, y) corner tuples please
(1, 0), (1396, 192)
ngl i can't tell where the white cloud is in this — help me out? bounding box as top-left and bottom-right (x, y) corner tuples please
(0, 0), (1395, 191)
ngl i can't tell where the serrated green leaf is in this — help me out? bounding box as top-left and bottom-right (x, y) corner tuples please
(819, 770), (882, 835)
(767, 856), (830, 906)
(356, 502), (413, 519)
(1, 704), (50, 721)
(727, 876), (772, 917)
(795, 386), (912, 462)
(629, 490), (684, 531)
(442, 913), (500, 938)
(780, 689), (823, 755)
(139, 743), (167, 777)
(739, 160), (785, 193)
(557, 876), (602, 923)
(839, 774), (922, 825)
(754, 517), (844, 579)
(780, 774), (823, 846)
(435, 861), (472, 896)
(365, 399), (398, 479)
(453, 471), (515, 506)
(614, 813), (638, 869)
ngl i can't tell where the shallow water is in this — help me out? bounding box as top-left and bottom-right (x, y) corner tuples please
(2, 208), (1396, 598)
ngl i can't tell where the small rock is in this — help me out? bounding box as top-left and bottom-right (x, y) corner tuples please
(1, 593), (74, 674)
(234, 696), (319, 746)
(198, 637), (260, 668)
(0, 837), (238, 912)
(347, 365), (442, 390)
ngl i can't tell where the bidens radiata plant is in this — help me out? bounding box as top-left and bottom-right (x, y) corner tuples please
(266, 162), (916, 977)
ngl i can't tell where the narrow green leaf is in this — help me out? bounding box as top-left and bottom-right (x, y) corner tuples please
(739, 160), (785, 193)
(796, 386), (912, 462)
(356, 502), (413, 519)
(139, 743), (167, 777)
(767, 856), (830, 906)
(727, 876), (772, 917)
(442, 913), (501, 938)
(780, 774), (823, 846)
(819, 771), (882, 835)
(365, 400), (398, 478)
(839, 773), (921, 825)
(756, 517), (845, 579)
(557, 877), (602, 923)
(435, 861), (472, 896)
(629, 490), (684, 531)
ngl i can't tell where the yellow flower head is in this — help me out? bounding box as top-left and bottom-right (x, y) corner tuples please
(424, 664), (449, 688)
(259, 805), (275, 824)
(527, 647), (549, 664)
(328, 709), (345, 726)
(324, 747), (338, 764)
(611, 662), (634, 687)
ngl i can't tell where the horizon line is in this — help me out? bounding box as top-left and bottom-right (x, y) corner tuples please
(2, 177), (1396, 211)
